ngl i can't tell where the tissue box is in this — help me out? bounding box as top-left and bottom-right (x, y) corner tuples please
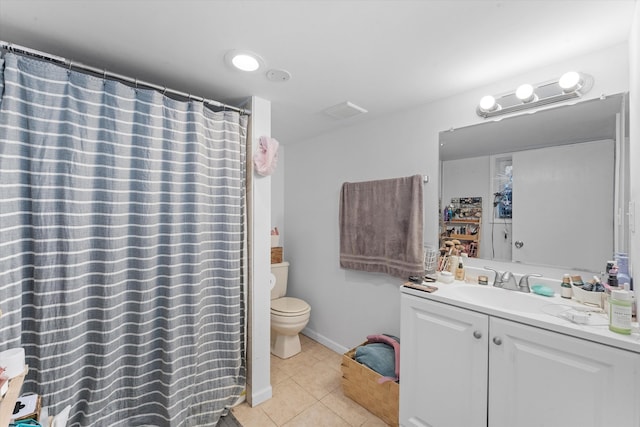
(341, 342), (399, 427)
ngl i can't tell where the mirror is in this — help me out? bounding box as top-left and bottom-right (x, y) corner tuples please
(439, 93), (629, 273)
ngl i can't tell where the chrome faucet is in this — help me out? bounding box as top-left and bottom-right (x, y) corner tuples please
(518, 273), (543, 293)
(500, 271), (519, 291)
(483, 267), (504, 287)
(484, 267), (542, 293)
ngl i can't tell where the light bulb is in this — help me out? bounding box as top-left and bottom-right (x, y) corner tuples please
(479, 95), (497, 112)
(559, 71), (582, 92)
(231, 54), (260, 72)
(515, 84), (535, 102)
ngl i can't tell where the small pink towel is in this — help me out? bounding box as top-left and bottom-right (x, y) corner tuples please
(254, 136), (279, 176)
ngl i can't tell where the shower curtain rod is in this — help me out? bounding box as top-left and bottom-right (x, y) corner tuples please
(0, 41), (250, 115)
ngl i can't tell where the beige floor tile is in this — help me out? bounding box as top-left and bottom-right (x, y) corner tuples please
(271, 363), (292, 386)
(309, 342), (342, 362)
(321, 387), (374, 426)
(290, 358), (342, 400)
(317, 351), (344, 373)
(271, 353), (288, 371)
(361, 415), (391, 427)
(253, 335), (389, 426)
(231, 402), (277, 427)
(278, 349), (320, 375)
(282, 401), (351, 427)
(260, 377), (317, 425)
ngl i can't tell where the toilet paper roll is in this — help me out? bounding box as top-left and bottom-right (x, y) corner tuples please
(0, 347), (25, 379)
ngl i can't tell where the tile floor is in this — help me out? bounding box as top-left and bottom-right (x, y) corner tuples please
(231, 335), (389, 427)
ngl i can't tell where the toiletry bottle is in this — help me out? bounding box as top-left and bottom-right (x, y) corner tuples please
(449, 254), (459, 274)
(615, 253), (630, 286)
(609, 290), (632, 335)
(607, 264), (619, 288)
(561, 274), (572, 299)
(622, 283), (636, 319)
(455, 261), (465, 281)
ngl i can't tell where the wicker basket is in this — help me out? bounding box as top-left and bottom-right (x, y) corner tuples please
(271, 247), (283, 264)
(341, 342), (399, 427)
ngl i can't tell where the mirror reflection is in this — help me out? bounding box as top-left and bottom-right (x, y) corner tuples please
(439, 93), (629, 273)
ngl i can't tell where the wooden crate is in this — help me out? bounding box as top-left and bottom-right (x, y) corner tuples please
(271, 246), (283, 264)
(341, 342), (399, 427)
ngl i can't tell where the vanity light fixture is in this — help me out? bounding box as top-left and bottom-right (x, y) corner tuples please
(477, 72), (593, 118)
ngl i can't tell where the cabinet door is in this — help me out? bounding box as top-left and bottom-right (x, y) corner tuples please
(400, 294), (489, 427)
(489, 318), (640, 427)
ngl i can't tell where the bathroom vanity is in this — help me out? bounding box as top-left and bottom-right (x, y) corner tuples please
(399, 281), (640, 427)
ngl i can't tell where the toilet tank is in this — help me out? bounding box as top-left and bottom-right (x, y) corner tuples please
(270, 261), (289, 300)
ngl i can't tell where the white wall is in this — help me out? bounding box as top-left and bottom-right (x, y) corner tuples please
(281, 44), (630, 353)
(630, 3), (639, 309)
(441, 155), (498, 261)
(248, 97), (272, 406)
(271, 145), (285, 242)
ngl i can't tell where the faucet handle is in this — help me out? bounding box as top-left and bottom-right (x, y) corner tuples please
(519, 273), (542, 291)
(483, 267), (503, 287)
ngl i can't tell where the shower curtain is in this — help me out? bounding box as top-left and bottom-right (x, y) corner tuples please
(0, 53), (247, 426)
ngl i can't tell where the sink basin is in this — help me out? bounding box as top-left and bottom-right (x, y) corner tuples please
(444, 285), (562, 313)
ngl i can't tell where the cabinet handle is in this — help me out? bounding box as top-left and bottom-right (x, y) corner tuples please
(473, 330), (482, 339)
(493, 337), (503, 345)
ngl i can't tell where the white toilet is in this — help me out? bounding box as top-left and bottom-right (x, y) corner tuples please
(270, 262), (311, 359)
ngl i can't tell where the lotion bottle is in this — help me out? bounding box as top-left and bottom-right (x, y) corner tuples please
(609, 290), (632, 335)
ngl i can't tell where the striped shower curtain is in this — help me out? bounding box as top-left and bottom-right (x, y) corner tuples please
(0, 53), (247, 426)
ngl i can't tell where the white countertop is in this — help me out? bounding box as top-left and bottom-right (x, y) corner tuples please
(401, 280), (640, 354)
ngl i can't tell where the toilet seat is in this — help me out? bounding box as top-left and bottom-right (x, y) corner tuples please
(271, 297), (311, 317)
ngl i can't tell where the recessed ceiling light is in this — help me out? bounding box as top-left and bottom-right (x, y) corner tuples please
(224, 49), (264, 72)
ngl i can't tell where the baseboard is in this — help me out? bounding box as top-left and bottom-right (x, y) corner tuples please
(248, 384), (272, 407)
(301, 327), (349, 354)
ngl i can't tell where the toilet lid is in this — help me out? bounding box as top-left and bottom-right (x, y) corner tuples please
(271, 297), (311, 315)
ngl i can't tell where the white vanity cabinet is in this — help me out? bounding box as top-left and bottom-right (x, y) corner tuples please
(400, 293), (488, 427)
(400, 293), (640, 427)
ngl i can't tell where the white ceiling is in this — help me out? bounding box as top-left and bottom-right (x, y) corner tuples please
(0, 0), (636, 145)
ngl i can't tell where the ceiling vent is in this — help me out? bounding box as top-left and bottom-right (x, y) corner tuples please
(323, 101), (368, 120)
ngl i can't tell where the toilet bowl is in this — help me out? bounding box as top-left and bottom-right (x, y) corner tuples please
(270, 262), (311, 359)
